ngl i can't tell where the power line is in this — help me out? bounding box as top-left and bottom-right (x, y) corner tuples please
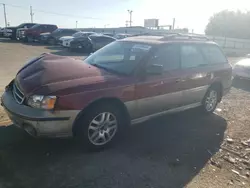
(0, 2), (105, 20)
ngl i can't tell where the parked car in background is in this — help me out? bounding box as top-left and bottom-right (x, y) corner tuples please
(0, 27), (4, 37)
(21, 24), (58, 42)
(3, 23), (37, 40)
(40, 28), (78, 45)
(233, 58), (250, 79)
(70, 34), (116, 52)
(102, 33), (114, 37)
(1, 34), (232, 150)
(114, 33), (132, 39)
(59, 31), (96, 47)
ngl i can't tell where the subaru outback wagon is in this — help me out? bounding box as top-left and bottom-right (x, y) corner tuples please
(1, 34), (232, 150)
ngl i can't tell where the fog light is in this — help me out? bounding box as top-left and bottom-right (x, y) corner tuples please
(23, 124), (37, 136)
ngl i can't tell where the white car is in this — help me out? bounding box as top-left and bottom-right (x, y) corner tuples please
(233, 58), (250, 79)
(59, 31), (96, 47)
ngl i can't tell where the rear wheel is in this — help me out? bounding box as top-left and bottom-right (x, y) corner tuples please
(75, 103), (125, 150)
(201, 86), (220, 114)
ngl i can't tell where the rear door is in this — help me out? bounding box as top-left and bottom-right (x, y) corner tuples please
(133, 44), (183, 119)
(200, 44), (231, 92)
(40, 25), (48, 34)
(179, 43), (214, 106)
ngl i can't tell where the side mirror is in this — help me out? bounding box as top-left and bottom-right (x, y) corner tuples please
(146, 64), (163, 75)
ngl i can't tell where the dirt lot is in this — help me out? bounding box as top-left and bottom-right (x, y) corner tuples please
(0, 39), (250, 188)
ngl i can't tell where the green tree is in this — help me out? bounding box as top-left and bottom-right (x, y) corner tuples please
(205, 10), (250, 39)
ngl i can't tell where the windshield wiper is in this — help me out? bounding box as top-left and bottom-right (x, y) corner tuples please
(91, 63), (127, 76)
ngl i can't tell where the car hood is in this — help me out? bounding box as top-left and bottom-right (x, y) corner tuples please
(60, 36), (74, 40)
(15, 53), (121, 96)
(235, 59), (250, 67)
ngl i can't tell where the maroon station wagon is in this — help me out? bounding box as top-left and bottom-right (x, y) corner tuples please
(1, 34), (232, 150)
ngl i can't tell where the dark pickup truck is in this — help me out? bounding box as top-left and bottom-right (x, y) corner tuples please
(20, 24), (58, 42)
(3, 23), (37, 40)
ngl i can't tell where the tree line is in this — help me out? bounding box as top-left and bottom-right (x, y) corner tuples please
(205, 10), (250, 39)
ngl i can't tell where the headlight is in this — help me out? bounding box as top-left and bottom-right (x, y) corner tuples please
(27, 95), (57, 110)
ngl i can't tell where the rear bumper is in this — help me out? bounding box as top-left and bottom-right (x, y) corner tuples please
(1, 90), (79, 137)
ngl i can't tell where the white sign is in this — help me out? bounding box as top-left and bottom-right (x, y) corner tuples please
(144, 19), (159, 28)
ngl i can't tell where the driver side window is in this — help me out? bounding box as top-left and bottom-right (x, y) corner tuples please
(149, 44), (180, 71)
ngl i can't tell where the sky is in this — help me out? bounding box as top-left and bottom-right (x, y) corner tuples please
(1, 0), (250, 33)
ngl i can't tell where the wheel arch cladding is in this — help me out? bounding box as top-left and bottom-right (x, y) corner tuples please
(72, 97), (130, 135)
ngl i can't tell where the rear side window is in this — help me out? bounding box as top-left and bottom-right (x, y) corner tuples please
(181, 44), (207, 68)
(49, 25), (57, 31)
(200, 44), (227, 64)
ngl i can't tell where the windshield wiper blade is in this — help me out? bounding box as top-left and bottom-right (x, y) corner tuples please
(91, 63), (126, 76)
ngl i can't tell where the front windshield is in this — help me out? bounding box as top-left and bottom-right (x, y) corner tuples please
(84, 41), (152, 75)
(51, 29), (61, 34)
(30, 24), (40, 29)
(73, 32), (83, 37)
(17, 23), (26, 28)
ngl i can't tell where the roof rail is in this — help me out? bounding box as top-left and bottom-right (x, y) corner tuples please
(132, 32), (210, 41)
(161, 33), (210, 41)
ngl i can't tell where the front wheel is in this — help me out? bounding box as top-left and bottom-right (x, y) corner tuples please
(75, 103), (125, 150)
(201, 86), (220, 114)
(48, 38), (56, 45)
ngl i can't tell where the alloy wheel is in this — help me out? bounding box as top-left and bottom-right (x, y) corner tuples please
(88, 112), (118, 146)
(205, 90), (218, 112)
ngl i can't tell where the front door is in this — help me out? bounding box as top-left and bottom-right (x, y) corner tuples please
(133, 44), (183, 119)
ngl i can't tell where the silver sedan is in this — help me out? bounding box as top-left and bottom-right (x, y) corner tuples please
(233, 58), (250, 79)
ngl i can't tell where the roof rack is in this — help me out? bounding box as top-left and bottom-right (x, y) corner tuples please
(132, 32), (210, 41)
(161, 33), (210, 41)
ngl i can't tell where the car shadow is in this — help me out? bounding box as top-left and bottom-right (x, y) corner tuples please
(0, 38), (19, 43)
(0, 109), (226, 188)
(232, 77), (250, 92)
(20, 42), (46, 47)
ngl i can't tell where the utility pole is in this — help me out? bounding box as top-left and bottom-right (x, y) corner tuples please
(127, 10), (133, 27)
(125, 20), (129, 27)
(172, 18), (175, 30)
(3, 4), (7, 27)
(30, 6), (34, 23)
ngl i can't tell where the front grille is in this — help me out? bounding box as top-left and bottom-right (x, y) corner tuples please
(12, 82), (25, 104)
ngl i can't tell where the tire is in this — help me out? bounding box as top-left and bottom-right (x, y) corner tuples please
(75, 103), (126, 150)
(48, 38), (56, 45)
(201, 86), (220, 114)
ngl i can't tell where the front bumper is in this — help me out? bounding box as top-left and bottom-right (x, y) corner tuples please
(1, 90), (79, 137)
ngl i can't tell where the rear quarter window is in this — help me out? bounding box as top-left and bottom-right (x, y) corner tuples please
(200, 44), (227, 64)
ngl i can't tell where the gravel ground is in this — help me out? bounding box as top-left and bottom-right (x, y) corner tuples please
(0, 39), (249, 188)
